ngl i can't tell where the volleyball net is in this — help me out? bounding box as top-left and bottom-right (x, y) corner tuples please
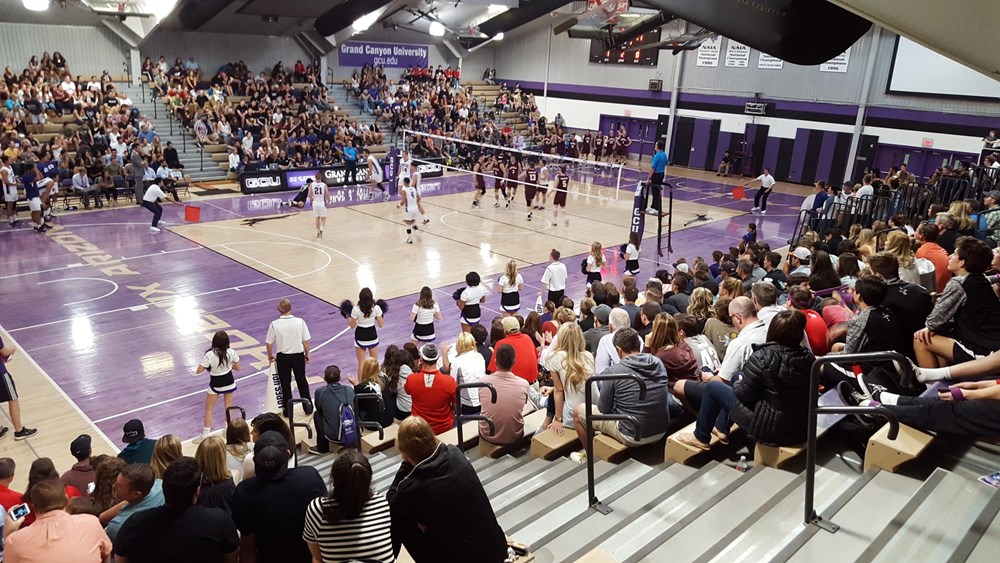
(399, 129), (632, 203)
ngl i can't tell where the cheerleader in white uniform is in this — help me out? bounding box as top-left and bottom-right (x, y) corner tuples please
(585, 241), (605, 287)
(194, 330), (241, 443)
(398, 177), (422, 244)
(347, 287), (384, 378)
(457, 271), (488, 333)
(496, 259), (524, 317)
(409, 286), (442, 344)
(624, 232), (641, 275)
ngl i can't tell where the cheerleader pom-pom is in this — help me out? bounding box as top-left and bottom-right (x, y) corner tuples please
(452, 287), (465, 301)
(375, 299), (389, 314)
(338, 299), (354, 319)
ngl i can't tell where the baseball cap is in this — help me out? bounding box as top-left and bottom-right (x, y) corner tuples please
(253, 431), (290, 481)
(592, 304), (612, 325)
(792, 247), (811, 261)
(674, 263), (689, 274)
(721, 261), (736, 275)
(122, 419), (145, 444)
(70, 434), (92, 459)
(419, 343), (440, 363)
(501, 316), (521, 334)
(985, 190), (1000, 202)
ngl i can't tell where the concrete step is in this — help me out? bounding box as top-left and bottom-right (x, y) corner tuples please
(967, 496), (1000, 562)
(860, 468), (1000, 562)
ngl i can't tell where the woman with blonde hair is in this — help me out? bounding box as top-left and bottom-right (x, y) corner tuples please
(704, 297), (739, 361)
(496, 259), (524, 316)
(442, 332), (486, 414)
(585, 241), (605, 287)
(884, 230), (921, 284)
(686, 287), (714, 331)
(949, 200), (976, 234)
(195, 435), (236, 514)
(151, 434), (182, 479)
(645, 313), (699, 384)
(847, 223), (862, 242)
(224, 418), (252, 483)
(718, 277), (744, 302)
(541, 323), (596, 435)
(354, 357), (393, 426)
(856, 228), (876, 259)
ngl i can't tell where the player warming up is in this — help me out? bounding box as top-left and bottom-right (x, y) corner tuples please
(306, 175), (330, 238)
(399, 177), (422, 244)
(472, 154), (487, 208)
(409, 162), (430, 224)
(365, 148), (387, 201)
(553, 166), (570, 227)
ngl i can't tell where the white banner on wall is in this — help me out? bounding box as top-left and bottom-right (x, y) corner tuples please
(820, 48), (851, 73)
(757, 52), (784, 70)
(725, 40), (750, 68)
(696, 37), (721, 67)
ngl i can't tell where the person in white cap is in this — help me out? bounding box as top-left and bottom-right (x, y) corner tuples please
(785, 247), (812, 276)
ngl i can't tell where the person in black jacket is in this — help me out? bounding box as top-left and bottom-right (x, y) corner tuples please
(676, 309), (814, 450)
(386, 417), (507, 563)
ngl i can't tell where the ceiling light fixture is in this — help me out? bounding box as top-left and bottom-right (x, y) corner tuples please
(22, 0), (50, 11)
(493, 32), (504, 41)
(428, 21), (445, 37)
(353, 11), (379, 33)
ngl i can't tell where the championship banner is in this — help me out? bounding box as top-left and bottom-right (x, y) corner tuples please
(338, 41), (430, 68)
(630, 181), (647, 241)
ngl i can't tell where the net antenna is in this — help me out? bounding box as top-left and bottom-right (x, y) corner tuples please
(401, 128), (627, 201)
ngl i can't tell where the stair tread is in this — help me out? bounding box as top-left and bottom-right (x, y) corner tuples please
(967, 497), (1000, 563)
(491, 458), (594, 515)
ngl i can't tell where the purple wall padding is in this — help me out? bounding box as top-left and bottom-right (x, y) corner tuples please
(713, 132), (733, 170)
(788, 129), (812, 184)
(814, 131), (840, 183)
(689, 119), (713, 170)
(762, 137), (781, 174)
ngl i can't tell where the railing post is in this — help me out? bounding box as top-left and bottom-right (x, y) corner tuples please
(585, 373), (646, 515)
(287, 397), (314, 466)
(805, 352), (906, 533)
(454, 382), (497, 452)
(352, 391), (385, 446)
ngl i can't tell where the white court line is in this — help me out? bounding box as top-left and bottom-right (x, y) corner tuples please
(93, 325), (351, 423)
(220, 244), (293, 278)
(210, 240), (334, 281)
(199, 200), (246, 219)
(0, 326), (121, 453)
(0, 247), (204, 281)
(38, 277), (120, 306)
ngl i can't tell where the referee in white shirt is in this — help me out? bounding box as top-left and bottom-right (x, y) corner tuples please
(265, 299), (313, 417)
(539, 249), (568, 306)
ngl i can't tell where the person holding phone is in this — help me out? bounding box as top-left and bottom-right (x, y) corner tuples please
(4, 480), (112, 562)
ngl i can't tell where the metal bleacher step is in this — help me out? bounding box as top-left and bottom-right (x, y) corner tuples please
(475, 454), (534, 486)
(858, 468), (1000, 562)
(640, 465), (799, 562)
(784, 470), (922, 563)
(485, 457), (581, 501)
(483, 457), (558, 497)
(696, 467), (861, 563)
(967, 498), (1000, 562)
(539, 462), (735, 563)
(491, 458), (592, 517)
(500, 458), (656, 539)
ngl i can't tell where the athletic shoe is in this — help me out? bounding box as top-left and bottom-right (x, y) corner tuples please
(14, 427), (37, 440)
(526, 212), (532, 221)
(505, 200), (510, 209)
(422, 219), (430, 224)
(471, 201), (479, 208)
(405, 237), (413, 244)
(569, 451), (588, 465)
(0, 426), (7, 439)
(192, 435), (205, 445)
(307, 447), (327, 456)
(34, 225), (47, 233)
(750, 206), (760, 213)
(150, 226), (161, 233)
(857, 373), (889, 402)
(836, 381), (869, 408)
(316, 230), (322, 238)
(383, 193), (391, 202)
(760, 210), (767, 215)
(646, 207), (657, 214)
(493, 202), (500, 208)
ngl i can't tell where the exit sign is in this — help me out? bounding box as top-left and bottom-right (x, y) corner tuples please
(922, 137), (934, 147)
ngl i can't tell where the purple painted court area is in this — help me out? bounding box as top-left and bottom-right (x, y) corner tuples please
(0, 171), (804, 444)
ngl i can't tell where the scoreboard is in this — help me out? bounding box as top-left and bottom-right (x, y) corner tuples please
(589, 28), (661, 66)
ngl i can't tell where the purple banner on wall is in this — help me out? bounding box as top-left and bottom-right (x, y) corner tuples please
(338, 41), (429, 68)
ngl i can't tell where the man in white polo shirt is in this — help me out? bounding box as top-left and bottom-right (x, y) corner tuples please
(265, 299), (313, 418)
(141, 180), (180, 233)
(744, 167), (776, 215)
(539, 249), (568, 306)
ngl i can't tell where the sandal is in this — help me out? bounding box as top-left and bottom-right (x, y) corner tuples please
(676, 433), (711, 451)
(711, 428), (730, 445)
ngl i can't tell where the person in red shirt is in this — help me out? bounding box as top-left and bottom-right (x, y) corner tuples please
(787, 286), (830, 356)
(914, 222), (951, 292)
(0, 457), (23, 511)
(487, 317), (539, 383)
(405, 344), (457, 434)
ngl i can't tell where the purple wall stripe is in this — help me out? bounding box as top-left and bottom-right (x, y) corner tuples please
(788, 129), (812, 184)
(689, 119), (713, 170)
(762, 137), (781, 175)
(814, 131), (838, 183)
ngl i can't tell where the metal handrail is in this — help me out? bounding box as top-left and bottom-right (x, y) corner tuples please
(225, 406), (246, 424)
(287, 397), (314, 466)
(454, 381), (497, 452)
(585, 373), (646, 515)
(352, 391), (385, 444)
(805, 352), (904, 532)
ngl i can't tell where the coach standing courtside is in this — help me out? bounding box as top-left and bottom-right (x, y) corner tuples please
(646, 141), (668, 214)
(539, 249), (568, 307)
(266, 299), (314, 418)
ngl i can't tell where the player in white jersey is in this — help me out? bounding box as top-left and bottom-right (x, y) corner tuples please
(398, 149), (413, 184)
(364, 148), (387, 200)
(398, 177), (422, 244)
(306, 174), (330, 238)
(408, 162), (430, 224)
(1, 156), (21, 228)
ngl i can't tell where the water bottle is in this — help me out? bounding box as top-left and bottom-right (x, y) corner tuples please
(736, 455), (749, 473)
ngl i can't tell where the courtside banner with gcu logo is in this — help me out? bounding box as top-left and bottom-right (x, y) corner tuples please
(240, 161), (444, 195)
(631, 181), (646, 241)
(338, 41), (429, 68)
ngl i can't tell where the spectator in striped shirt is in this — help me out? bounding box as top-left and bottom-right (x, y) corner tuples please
(302, 450), (393, 563)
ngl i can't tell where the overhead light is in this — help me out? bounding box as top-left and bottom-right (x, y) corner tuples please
(488, 4), (509, 15)
(353, 11), (379, 33)
(151, 0), (179, 22)
(22, 0), (50, 11)
(493, 32), (504, 41)
(429, 21), (445, 37)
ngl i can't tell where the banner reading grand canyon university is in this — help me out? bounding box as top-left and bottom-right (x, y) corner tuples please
(338, 41), (430, 68)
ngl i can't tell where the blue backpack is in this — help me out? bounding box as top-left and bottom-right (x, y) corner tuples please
(339, 392), (358, 448)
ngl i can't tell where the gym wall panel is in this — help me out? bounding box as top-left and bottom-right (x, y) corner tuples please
(787, 129), (812, 184)
(0, 23), (128, 77)
(142, 31), (310, 77)
(688, 119), (716, 170)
